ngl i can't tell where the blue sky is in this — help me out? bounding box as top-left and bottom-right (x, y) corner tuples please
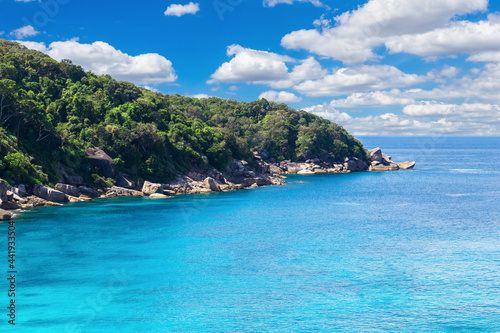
(2, 0), (500, 135)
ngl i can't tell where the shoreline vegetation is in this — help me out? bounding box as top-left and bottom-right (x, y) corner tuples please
(0, 39), (414, 220)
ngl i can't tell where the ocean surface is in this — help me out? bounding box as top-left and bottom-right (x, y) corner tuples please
(3, 136), (500, 332)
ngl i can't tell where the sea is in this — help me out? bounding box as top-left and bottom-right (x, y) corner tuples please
(2, 136), (500, 332)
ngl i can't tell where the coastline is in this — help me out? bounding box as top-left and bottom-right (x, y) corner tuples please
(0, 146), (414, 221)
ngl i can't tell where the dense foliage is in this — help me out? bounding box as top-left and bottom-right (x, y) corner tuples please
(0, 39), (366, 186)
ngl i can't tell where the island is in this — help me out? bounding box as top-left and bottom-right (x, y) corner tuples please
(0, 40), (414, 220)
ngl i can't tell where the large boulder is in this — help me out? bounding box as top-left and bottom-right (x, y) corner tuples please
(142, 181), (164, 195)
(33, 185), (68, 202)
(116, 173), (135, 189)
(344, 159), (359, 171)
(368, 148), (383, 163)
(398, 161), (416, 170)
(285, 163), (306, 174)
(78, 186), (98, 198)
(369, 162), (399, 172)
(0, 209), (13, 221)
(203, 177), (221, 192)
(55, 183), (80, 197)
(85, 147), (116, 178)
(12, 184), (27, 197)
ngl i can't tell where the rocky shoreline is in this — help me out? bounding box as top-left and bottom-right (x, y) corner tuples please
(0, 147), (414, 221)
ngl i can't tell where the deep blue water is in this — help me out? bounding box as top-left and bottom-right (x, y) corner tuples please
(3, 136), (500, 332)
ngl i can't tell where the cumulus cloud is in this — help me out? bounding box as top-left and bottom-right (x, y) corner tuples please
(304, 104), (500, 136)
(467, 51), (500, 62)
(18, 40), (177, 85)
(10, 25), (40, 39)
(402, 102), (500, 118)
(385, 19), (500, 57)
(329, 90), (416, 108)
(294, 65), (426, 97)
(209, 45), (292, 85)
(263, 0), (324, 7)
(208, 45), (325, 88)
(259, 90), (302, 103)
(164, 2), (200, 17)
(281, 0), (489, 63)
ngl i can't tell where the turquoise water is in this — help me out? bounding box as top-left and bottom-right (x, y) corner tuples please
(3, 136), (500, 332)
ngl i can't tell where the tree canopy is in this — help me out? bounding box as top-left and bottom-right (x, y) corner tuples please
(0, 39), (365, 186)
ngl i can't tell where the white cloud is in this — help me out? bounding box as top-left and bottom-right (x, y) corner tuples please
(281, 0), (488, 63)
(467, 51), (500, 62)
(385, 19), (500, 57)
(142, 86), (160, 93)
(10, 25), (40, 39)
(329, 90), (416, 108)
(402, 101), (500, 118)
(294, 65), (425, 97)
(304, 104), (500, 135)
(259, 90), (302, 103)
(0, 31), (5, 36)
(208, 45), (292, 85)
(289, 57), (326, 82)
(209, 45), (326, 89)
(15, 0), (38, 2)
(18, 40), (177, 85)
(263, 0), (324, 7)
(16, 40), (48, 52)
(190, 94), (211, 99)
(164, 2), (200, 17)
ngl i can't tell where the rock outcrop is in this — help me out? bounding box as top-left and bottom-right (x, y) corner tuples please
(0, 209), (13, 220)
(78, 186), (98, 198)
(266, 147), (415, 175)
(203, 177), (221, 192)
(55, 183), (80, 197)
(398, 161), (416, 170)
(142, 181), (164, 195)
(116, 173), (135, 189)
(366, 147), (400, 172)
(22, 196), (63, 208)
(105, 186), (143, 197)
(85, 147), (116, 178)
(33, 185), (68, 203)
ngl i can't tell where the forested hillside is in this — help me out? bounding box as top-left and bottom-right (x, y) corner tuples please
(0, 39), (365, 186)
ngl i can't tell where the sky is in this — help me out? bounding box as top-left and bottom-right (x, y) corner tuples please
(1, 0), (500, 135)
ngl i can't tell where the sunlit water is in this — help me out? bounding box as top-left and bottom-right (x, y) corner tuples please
(3, 136), (500, 332)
